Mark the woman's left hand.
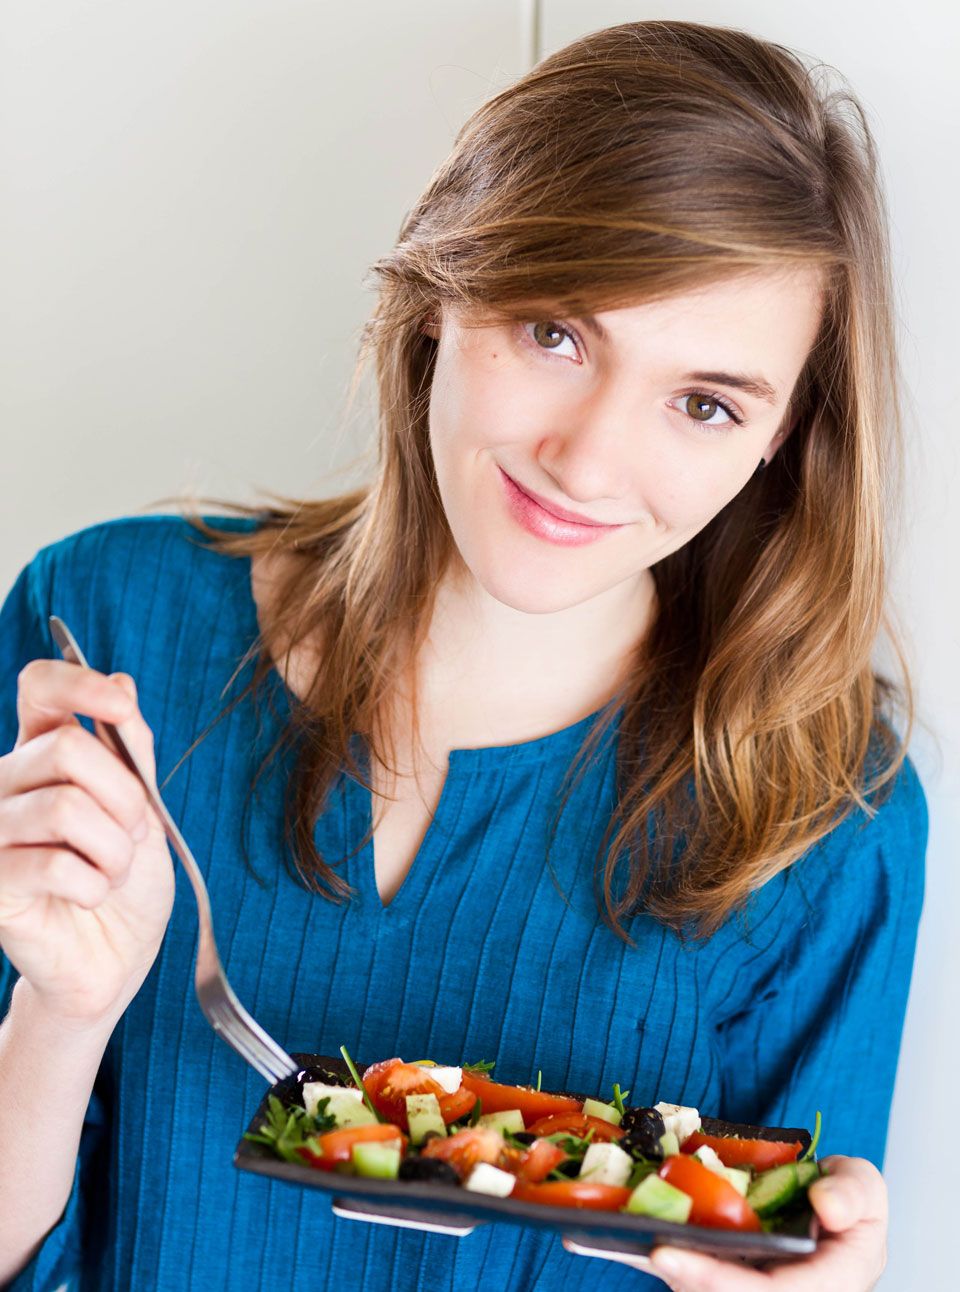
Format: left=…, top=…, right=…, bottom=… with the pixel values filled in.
left=562, top=1155, right=887, bottom=1290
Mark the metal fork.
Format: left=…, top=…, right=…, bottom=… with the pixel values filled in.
left=49, top=615, right=298, bottom=1086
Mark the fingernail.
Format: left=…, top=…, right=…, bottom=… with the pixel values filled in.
left=133, top=819, right=148, bottom=842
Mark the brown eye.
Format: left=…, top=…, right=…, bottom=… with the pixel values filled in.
left=684, top=394, right=723, bottom=421
left=531, top=321, right=570, bottom=350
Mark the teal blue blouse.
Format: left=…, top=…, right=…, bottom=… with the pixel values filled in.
left=0, top=515, right=927, bottom=1291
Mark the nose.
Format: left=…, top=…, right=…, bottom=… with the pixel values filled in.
left=536, top=391, right=634, bottom=508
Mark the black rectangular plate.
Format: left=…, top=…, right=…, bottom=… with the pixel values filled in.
left=233, top=1055, right=819, bottom=1262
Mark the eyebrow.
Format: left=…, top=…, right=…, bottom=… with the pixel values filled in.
left=578, top=314, right=780, bottom=407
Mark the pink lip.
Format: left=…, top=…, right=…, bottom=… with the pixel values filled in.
left=498, top=467, right=625, bottom=547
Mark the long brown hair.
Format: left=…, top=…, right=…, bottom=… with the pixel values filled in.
left=167, top=19, right=913, bottom=939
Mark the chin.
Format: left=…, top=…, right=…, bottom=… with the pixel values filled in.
left=467, top=553, right=606, bottom=616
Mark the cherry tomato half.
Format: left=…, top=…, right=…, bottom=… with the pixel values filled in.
left=516, top=1138, right=568, bottom=1184
left=362, top=1059, right=475, bottom=1128
left=659, top=1153, right=762, bottom=1231
left=511, top=1180, right=632, bottom=1211
left=459, top=1071, right=581, bottom=1126
left=297, top=1123, right=406, bottom=1170
left=525, top=1112, right=624, bottom=1142
left=680, top=1131, right=802, bottom=1172
left=420, top=1127, right=511, bottom=1180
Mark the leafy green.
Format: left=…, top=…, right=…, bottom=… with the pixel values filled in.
left=544, top=1129, right=595, bottom=1155
left=339, top=1045, right=385, bottom=1122
left=626, top=1159, right=658, bottom=1190
left=468, top=1097, right=483, bottom=1127
left=462, top=1059, right=495, bottom=1075
left=536, top=1069, right=542, bottom=1092
left=242, top=1094, right=336, bottom=1164
left=800, top=1110, right=822, bottom=1161
left=612, top=1084, right=630, bottom=1116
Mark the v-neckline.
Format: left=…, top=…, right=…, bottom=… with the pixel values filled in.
left=239, top=542, right=624, bottom=918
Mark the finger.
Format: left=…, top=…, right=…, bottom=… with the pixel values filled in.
left=94, top=674, right=159, bottom=790
left=15, top=659, right=135, bottom=746
left=0, top=846, right=111, bottom=918
left=649, top=1246, right=770, bottom=1290
left=561, top=1235, right=655, bottom=1270
left=0, top=720, right=149, bottom=837
left=809, top=1156, right=887, bottom=1233
left=0, top=785, right=138, bottom=886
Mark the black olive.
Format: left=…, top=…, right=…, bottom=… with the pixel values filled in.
left=619, top=1107, right=667, bottom=1160
left=398, top=1157, right=461, bottom=1187
left=553, top=1158, right=582, bottom=1179
left=509, top=1132, right=538, bottom=1147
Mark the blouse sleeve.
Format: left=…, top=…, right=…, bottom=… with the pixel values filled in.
left=0, top=557, right=109, bottom=1292
left=713, top=755, right=927, bottom=1169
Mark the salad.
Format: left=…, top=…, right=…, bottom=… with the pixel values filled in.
left=243, top=1049, right=822, bottom=1236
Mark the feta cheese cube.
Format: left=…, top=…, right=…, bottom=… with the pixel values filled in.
left=464, top=1163, right=516, bottom=1197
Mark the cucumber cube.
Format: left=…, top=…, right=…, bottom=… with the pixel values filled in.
left=405, top=1093, right=447, bottom=1145
left=351, top=1141, right=401, bottom=1179
left=581, top=1098, right=622, bottom=1126
left=477, top=1109, right=525, bottom=1135
left=625, top=1175, right=692, bottom=1223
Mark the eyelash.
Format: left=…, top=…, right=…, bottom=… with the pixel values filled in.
left=518, top=320, right=747, bottom=430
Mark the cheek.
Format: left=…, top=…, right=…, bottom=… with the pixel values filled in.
left=644, top=446, right=758, bottom=532
left=430, top=341, right=541, bottom=458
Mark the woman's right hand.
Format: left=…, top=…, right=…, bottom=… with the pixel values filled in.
left=0, top=659, right=175, bottom=1029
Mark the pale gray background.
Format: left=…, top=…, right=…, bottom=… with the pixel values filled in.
left=1, top=2, right=956, bottom=1288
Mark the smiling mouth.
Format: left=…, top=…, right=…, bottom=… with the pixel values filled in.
left=499, top=469, right=625, bottom=529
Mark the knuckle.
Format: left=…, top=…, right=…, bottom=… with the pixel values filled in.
left=50, top=783, right=87, bottom=833
left=52, top=723, right=86, bottom=768
left=45, top=848, right=76, bottom=884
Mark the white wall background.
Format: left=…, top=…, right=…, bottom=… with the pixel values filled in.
left=1, top=2, right=956, bottom=1288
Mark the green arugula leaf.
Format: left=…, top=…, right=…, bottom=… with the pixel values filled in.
left=800, top=1110, right=822, bottom=1162
left=462, top=1060, right=495, bottom=1075
left=536, top=1069, right=542, bottom=1092
left=468, top=1097, right=483, bottom=1127
left=339, top=1045, right=385, bottom=1122
left=626, top=1159, right=658, bottom=1190
left=612, top=1083, right=630, bottom=1116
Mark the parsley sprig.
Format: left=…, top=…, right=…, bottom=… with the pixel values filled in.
left=462, top=1059, right=495, bottom=1075
left=243, top=1094, right=336, bottom=1163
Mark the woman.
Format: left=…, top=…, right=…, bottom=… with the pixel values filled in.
left=0, top=19, right=925, bottom=1292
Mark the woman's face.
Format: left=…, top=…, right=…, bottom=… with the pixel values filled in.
left=425, top=271, right=824, bottom=615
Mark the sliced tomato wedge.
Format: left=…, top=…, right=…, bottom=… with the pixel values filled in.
left=362, top=1059, right=474, bottom=1128
left=659, top=1154, right=762, bottom=1231
left=512, top=1180, right=632, bottom=1211
left=516, top=1138, right=567, bottom=1183
left=459, top=1071, right=581, bottom=1126
left=525, top=1112, right=624, bottom=1142
left=420, top=1127, right=510, bottom=1180
left=680, top=1131, right=802, bottom=1172
left=437, top=1084, right=478, bottom=1124
left=297, top=1122, right=406, bottom=1170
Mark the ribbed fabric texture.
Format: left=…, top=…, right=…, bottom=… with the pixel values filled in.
left=0, top=515, right=927, bottom=1292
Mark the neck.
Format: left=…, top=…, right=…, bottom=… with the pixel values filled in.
left=407, top=555, right=657, bottom=736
